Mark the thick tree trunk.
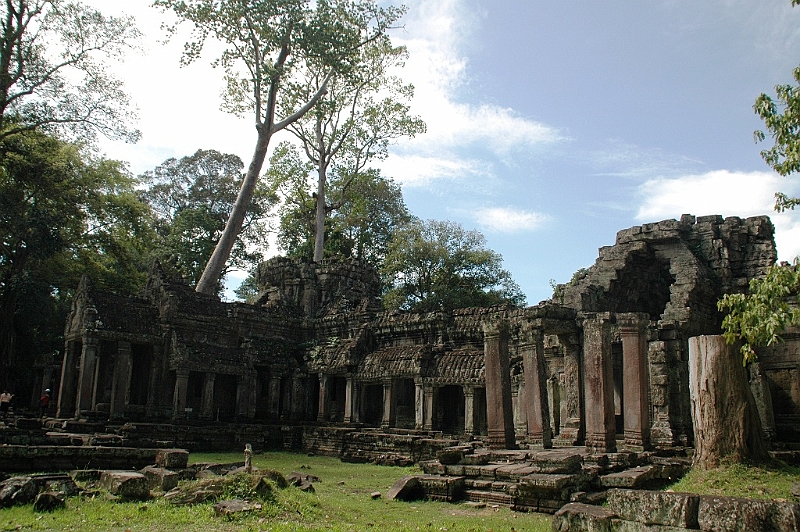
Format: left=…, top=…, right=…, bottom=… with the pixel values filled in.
left=313, top=161, right=326, bottom=262
left=195, top=129, right=271, bottom=294
left=688, top=335, right=769, bottom=469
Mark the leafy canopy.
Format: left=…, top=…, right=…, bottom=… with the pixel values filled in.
left=381, top=219, right=526, bottom=313
left=0, top=0, right=141, bottom=143
left=140, top=149, right=277, bottom=291
left=719, top=0, right=800, bottom=364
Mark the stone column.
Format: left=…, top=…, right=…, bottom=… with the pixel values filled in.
left=201, top=372, right=216, bottom=420
left=317, top=374, right=329, bottom=422
left=74, top=336, right=99, bottom=418
left=556, top=335, right=583, bottom=445
left=414, top=379, right=424, bottom=429
left=56, top=341, right=80, bottom=418
left=464, top=387, right=475, bottom=436
left=582, top=314, right=616, bottom=453
left=344, top=375, right=354, bottom=423
left=381, top=379, right=394, bottom=428
left=619, top=313, right=651, bottom=450
left=172, top=370, right=189, bottom=420
left=268, top=375, right=282, bottom=419
left=145, top=344, right=162, bottom=418
left=423, top=384, right=435, bottom=430
left=290, top=373, right=305, bottom=421
left=351, top=380, right=361, bottom=423
left=483, top=318, right=516, bottom=449
left=521, top=324, right=552, bottom=448
left=236, top=373, right=256, bottom=419
left=109, top=341, right=132, bottom=420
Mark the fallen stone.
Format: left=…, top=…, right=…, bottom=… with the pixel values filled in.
left=607, top=489, right=699, bottom=528
left=600, top=466, right=656, bottom=488
left=0, top=476, right=39, bottom=508
left=792, top=482, right=800, bottom=501
left=164, top=486, right=220, bottom=506
left=698, top=496, right=800, bottom=532
left=213, top=499, right=261, bottom=517
left=552, top=503, right=615, bottom=532
left=33, top=492, right=65, bottom=512
left=287, top=472, right=321, bottom=486
left=370, top=491, right=381, bottom=499
left=140, top=466, right=179, bottom=492
left=463, top=501, right=486, bottom=508
left=155, top=449, right=189, bottom=470
left=98, top=471, right=150, bottom=501
left=70, top=470, right=102, bottom=482
left=386, top=475, right=422, bottom=501
left=299, top=481, right=315, bottom=492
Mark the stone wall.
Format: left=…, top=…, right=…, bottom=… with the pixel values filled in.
left=553, top=488, right=800, bottom=531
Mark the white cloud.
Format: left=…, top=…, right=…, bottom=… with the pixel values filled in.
left=382, top=152, right=494, bottom=187
left=390, top=0, right=562, bottom=175
left=635, top=169, right=800, bottom=261
left=474, top=207, right=548, bottom=233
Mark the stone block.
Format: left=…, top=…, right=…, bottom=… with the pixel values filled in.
left=600, top=466, right=658, bottom=489
left=386, top=475, right=422, bottom=501
left=611, top=519, right=697, bottom=532
left=0, top=476, right=38, bottom=508
left=33, top=492, right=65, bottom=512
left=98, top=471, right=149, bottom=501
left=698, top=496, right=800, bottom=532
left=155, top=449, right=189, bottom=469
left=140, top=466, right=179, bottom=492
left=607, top=489, right=699, bottom=528
left=552, top=502, right=616, bottom=532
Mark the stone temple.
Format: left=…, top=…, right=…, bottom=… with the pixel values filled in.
left=46, top=214, right=799, bottom=458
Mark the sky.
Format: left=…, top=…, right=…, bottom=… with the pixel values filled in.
left=84, top=0, right=800, bottom=304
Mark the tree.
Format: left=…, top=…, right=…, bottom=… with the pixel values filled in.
left=269, top=142, right=410, bottom=265
left=719, top=0, right=800, bottom=363
left=154, top=0, right=405, bottom=294
left=0, top=0, right=141, bottom=143
left=277, top=36, right=424, bottom=261
left=0, top=129, right=156, bottom=389
left=381, top=219, right=526, bottom=313
left=140, top=149, right=277, bottom=291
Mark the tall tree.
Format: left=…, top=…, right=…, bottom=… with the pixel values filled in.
left=381, top=219, right=526, bottom=313
left=0, top=129, right=156, bottom=389
left=154, top=0, right=405, bottom=294
left=278, top=36, right=424, bottom=261
left=140, top=149, right=277, bottom=291
left=269, top=142, right=410, bottom=265
left=0, top=0, right=141, bottom=143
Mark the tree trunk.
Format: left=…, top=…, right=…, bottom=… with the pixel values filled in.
left=195, top=129, right=271, bottom=294
left=688, top=335, right=769, bottom=469
left=313, top=161, right=326, bottom=262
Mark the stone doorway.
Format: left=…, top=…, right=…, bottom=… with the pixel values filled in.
left=612, top=342, right=624, bottom=436
left=437, top=385, right=465, bottom=434
left=394, top=378, right=416, bottom=429
left=213, top=374, right=237, bottom=421
left=361, top=384, right=383, bottom=427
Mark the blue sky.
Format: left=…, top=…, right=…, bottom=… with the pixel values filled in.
left=88, top=0, right=800, bottom=304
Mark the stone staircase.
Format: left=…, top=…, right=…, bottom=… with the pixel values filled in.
left=393, top=446, right=691, bottom=514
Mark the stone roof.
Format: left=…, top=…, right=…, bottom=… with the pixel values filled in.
left=358, top=346, right=428, bottom=380
left=428, top=348, right=484, bottom=384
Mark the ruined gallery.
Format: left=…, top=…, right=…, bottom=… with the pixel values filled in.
left=45, top=213, right=798, bottom=459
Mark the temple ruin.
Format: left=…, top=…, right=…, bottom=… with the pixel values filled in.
left=43, top=213, right=798, bottom=455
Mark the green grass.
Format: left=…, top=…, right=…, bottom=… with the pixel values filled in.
left=666, top=461, right=800, bottom=501
left=0, top=451, right=551, bottom=531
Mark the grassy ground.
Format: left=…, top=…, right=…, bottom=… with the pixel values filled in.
left=666, top=460, right=800, bottom=501
left=0, top=451, right=552, bottom=532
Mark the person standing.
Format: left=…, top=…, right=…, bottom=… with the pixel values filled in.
left=0, top=390, right=12, bottom=419
left=39, top=389, right=50, bottom=418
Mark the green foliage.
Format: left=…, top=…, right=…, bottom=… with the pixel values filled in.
left=276, top=29, right=425, bottom=261
left=0, top=0, right=141, bottom=143
left=667, top=461, right=800, bottom=500
left=140, top=149, right=277, bottom=290
left=718, top=261, right=800, bottom=364
left=269, top=144, right=411, bottom=265
left=753, top=1, right=800, bottom=210
left=381, top=219, right=526, bottom=312
left=0, top=129, right=157, bottom=389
